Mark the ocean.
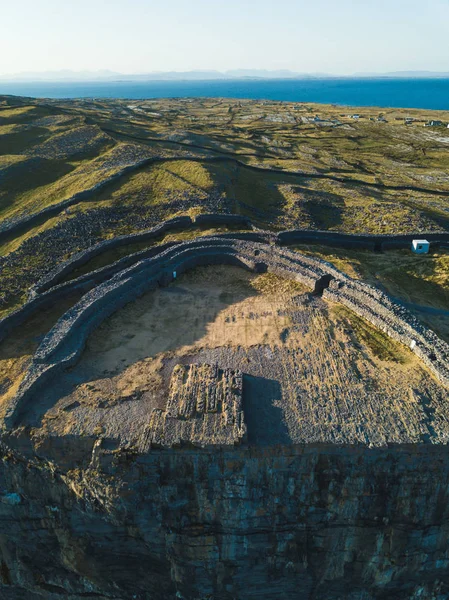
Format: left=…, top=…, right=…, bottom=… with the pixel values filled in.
left=0, top=78, right=449, bottom=110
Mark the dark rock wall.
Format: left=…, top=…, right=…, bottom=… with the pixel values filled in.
left=1, top=441, right=449, bottom=599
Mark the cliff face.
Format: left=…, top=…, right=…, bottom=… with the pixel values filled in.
left=1, top=440, right=449, bottom=600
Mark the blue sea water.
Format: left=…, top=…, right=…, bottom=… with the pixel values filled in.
left=1, top=78, right=449, bottom=110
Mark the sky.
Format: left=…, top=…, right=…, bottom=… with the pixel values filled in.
left=1, top=0, right=449, bottom=76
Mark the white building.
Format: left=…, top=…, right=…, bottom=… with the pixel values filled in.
left=412, top=240, right=430, bottom=254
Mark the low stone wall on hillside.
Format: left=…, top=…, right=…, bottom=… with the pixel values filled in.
left=0, top=236, right=273, bottom=347
left=30, top=218, right=449, bottom=297
left=0, top=155, right=161, bottom=243
left=29, top=213, right=255, bottom=297
left=30, top=216, right=193, bottom=296
left=277, top=228, right=449, bottom=250
left=3, top=236, right=449, bottom=430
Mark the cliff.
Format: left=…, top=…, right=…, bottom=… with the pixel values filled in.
left=1, top=438, right=449, bottom=599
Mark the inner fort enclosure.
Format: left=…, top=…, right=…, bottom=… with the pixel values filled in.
left=12, top=264, right=449, bottom=449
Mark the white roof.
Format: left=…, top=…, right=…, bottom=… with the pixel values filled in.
left=412, top=239, right=429, bottom=244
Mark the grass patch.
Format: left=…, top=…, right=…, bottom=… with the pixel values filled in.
left=0, top=157, right=75, bottom=218
left=0, top=143, right=148, bottom=223
left=0, top=126, right=50, bottom=154
left=296, top=245, right=449, bottom=309
left=0, top=105, right=39, bottom=123
left=61, top=227, right=242, bottom=283
left=333, top=305, right=411, bottom=364
left=84, top=159, right=217, bottom=211
left=250, top=272, right=307, bottom=296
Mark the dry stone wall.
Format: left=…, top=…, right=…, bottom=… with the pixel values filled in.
left=323, top=279, right=449, bottom=385
left=141, top=363, right=246, bottom=449
left=27, top=216, right=449, bottom=298
left=0, top=155, right=160, bottom=243
left=277, top=228, right=449, bottom=249
left=2, top=211, right=447, bottom=343
left=3, top=235, right=449, bottom=430
left=30, top=216, right=193, bottom=296
left=0, top=215, right=260, bottom=344
left=3, top=214, right=449, bottom=347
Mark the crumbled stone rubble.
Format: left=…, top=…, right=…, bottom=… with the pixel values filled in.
left=139, top=363, right=246, bottom=449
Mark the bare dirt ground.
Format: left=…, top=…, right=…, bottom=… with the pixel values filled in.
left=30, top=266, right=449, bottom=447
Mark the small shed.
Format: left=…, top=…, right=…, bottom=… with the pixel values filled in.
left=412, top=239, right=430, bottom=254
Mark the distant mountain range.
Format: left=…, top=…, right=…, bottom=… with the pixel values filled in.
left=1, top=69, right=449, bottom=82
left=354, top=71, right=449, bottom=78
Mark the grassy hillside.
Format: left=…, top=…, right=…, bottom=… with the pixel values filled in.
left=1, top=94, right=449, bottom=325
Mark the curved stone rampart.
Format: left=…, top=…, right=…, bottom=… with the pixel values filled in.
left=0, top=233, right=269, bottom=346
left=30, top=215, right=194, bottom=296
left=1, top=214, right=449, bottom=350
left=28, top=216, right=449, bottom=301
left=29, top=213, right=257, bottom=297
left=4, top=236, right=449, bottom=429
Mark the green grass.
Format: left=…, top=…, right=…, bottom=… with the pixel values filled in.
left=0, top=143, right=148, bottom=225
left=297, top=245, right=449, bottom=342
left=84, top=159, right=218, bottom=214
left=0, top=157, right=75, bottom=218
left=125, top=160, right=215, bottom=198
left=296, top=245, right=449, bottom=309
left=0, top=105, right=40, bottom=123
left=0, top=126, right=51, bottom=155
left=60, top=226, right=243, bottom=283
left=333, top=305, right=411, bottom=364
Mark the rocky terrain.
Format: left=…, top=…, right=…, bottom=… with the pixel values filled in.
left=1, top=95, right=449, bottom=599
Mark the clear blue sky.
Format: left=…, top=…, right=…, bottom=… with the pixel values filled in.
left=1, top=0, right=449, bottom=75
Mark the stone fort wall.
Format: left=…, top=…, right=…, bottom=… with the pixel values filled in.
left=3, top=235, right=449, bottom=429
left=2, top=213, right=449, bottom=346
